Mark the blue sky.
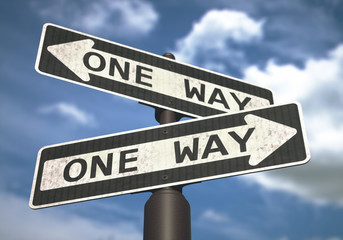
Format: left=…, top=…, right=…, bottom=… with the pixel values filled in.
left=1, top=0, right=343, bottom=239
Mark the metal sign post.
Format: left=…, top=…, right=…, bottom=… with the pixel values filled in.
left=143, top=53, right=191, bottom=240
left=144, top=186, right=191, bottom=240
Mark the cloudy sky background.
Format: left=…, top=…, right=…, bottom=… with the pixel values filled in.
left=1, top=0, right=343, bottom=239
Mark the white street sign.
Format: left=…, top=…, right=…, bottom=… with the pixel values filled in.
left=35, top=24, right=274, bottom=117
left=30, top=103, right=310, bottom=209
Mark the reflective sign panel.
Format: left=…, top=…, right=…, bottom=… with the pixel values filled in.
left=30, top=103, right=310, bottom=209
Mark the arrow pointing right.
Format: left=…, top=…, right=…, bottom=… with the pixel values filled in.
left=244, top=114, right=297, bottom=166
left=172, top=114, right=298, bottom=167
left=31, top=102, right=310, bottom=209
left=38, top=113, right=298, bottom=192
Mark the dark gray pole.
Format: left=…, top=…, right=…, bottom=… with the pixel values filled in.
left=143, top=53, right=191, bottom=240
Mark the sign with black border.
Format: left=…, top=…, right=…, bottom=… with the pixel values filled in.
left=35, top=23, right=274, bottom=117
left=30, top=103, right=310, bottom=209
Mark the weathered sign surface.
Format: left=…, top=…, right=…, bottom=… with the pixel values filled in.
left=35, top=23, right=274, bottom=117
left=30, top=103, right=310, bottom=209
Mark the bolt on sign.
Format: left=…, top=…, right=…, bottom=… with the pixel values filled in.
left=35, top=24, right=274, bottom=117
left=30, top=103, right=310, bottom=209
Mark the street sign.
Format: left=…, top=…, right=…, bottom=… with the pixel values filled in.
left=35, top=23, right=273, bottom=117
left=30, top=103, right=310, bottom=209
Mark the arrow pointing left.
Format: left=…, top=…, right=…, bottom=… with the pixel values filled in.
left=36, top=24, right=274, bottom=117
left=47, top=39, right=94, bottom=82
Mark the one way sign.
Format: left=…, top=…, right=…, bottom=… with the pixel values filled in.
left=35, top=24, right=273, bottom=117
left=30, top=103, right=310, bottom=209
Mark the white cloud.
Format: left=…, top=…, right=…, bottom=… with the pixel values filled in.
left=200, top=209, right=230, bottom=223
left=38, top=102, right=96, bottom=127
left=194, top=0, right=343, bottom=63
left=242, top=43, right=343, bottom=206
left=244, top=155, right=343, bottom=206
left=306, top=114, right=343, bottom=154
left=195, top=208, right=266, bottom=239
left=0, top=192, right=141, bottom=240
left=171, top=8, right=343, bottom=207
left=173, top=9, right=264, bottom=69
left=244, top=44, right=343, bottom=104
left=244, top=44, right=343, bottom=155
left=32, top=0, right=158, bottom=38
